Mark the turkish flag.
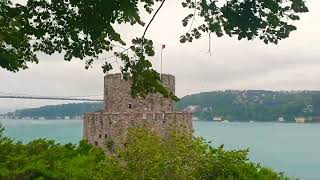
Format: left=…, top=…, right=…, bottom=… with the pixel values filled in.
left=162, top=44, right=166, bottom=49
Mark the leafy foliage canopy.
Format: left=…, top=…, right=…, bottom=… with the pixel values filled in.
left=0, top=124, right=289, bottom=179
left=0, top=0, right=308, bottom=98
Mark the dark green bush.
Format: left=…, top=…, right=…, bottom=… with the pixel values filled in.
left=0, top=124, right=288, bottom=180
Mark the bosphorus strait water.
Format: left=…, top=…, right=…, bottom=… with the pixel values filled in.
left=1, top=119, right=319, bottom=179
left=0, top=119, right=83, bottom=144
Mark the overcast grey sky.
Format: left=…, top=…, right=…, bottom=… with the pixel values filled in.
left=1, top=0, right=319, bottom=113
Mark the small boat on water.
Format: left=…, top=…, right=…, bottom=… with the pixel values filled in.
left=221, top=120, right=229, bottom=123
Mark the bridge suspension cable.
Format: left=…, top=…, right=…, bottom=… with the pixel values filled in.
left=0, top=91, right=103, bottom=102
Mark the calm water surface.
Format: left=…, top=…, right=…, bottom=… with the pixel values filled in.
left=1, top=119, right=319, bottom=180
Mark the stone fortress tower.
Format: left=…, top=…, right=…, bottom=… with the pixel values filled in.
left=83, top=73, right=192, bottom=151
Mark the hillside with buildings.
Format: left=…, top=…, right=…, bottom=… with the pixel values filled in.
left=2, top=90, right=320, bottom=122
left=176, top=90, right=320, bottom=122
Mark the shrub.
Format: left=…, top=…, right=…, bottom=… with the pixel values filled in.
left=0, top=124, right=288, bottom=180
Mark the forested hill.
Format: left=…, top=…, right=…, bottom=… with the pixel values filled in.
left=3, top=90, right=320, bottom=122
left=8, top=103, right=103, bottom=119
left=176, top=90, right=320, bottom=122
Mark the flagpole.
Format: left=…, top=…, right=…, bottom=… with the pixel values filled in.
left=160, top=46, right=163, bottom=80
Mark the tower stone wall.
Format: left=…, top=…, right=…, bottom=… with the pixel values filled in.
left=84, top=73, right=192, bottom=152
left=104, top=73, right=175, bottom=113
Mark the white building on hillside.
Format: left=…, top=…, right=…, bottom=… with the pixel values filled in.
left=213, top=117, right=222, bottom=121
left=295, top=117, right=306, bottom=123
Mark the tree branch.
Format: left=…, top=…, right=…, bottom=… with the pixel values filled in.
left=188, top=0, right=197, bottom=33
left=142, top=0, right=166, bottom=39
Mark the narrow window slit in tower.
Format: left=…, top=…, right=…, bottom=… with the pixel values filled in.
left=105, top=134, right=108, bottom=138
left=94, top=141, right=98, bottom=146
left=128, top=103, right=132, bottom=109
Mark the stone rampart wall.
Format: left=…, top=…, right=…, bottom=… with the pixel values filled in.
left=83, top=112, right=192, bottom=150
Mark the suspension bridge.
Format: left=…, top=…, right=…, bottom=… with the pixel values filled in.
left=0, top=92, right=103, bottom=102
